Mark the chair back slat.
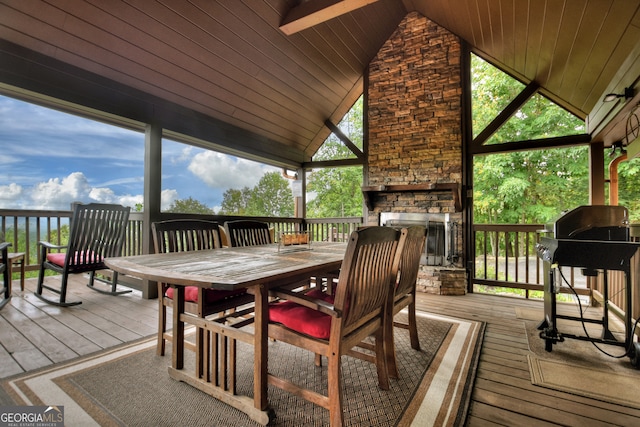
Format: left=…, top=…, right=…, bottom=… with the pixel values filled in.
left=333, top=226, right=402, bottom=332
left=395, top=226, right=427, bottom=297
left=224, top=220, right=272, bottom=247
left=65, top=203, right=131, bottom=269
left=152, top=220, right=222, bottom=254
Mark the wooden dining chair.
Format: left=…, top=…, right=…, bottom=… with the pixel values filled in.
left=152, top=219, right=254, bottom=356
left=267, top=226, right=403, bottom=426
left=0, top=241, right=12, bottom=310
left=385, top=225, right=427, bottom=378
left=223, top=220, right=273, bottom=247
left=35, top=203, right=131, bottom=306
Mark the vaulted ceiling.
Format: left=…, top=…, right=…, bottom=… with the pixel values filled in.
left=1, top=0, right=639, bottom=168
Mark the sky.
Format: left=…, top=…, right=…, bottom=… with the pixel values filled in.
left=0, top=95, right=281, bottom=212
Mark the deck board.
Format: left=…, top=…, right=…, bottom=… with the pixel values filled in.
left=1, top=276, right=639, bottom=425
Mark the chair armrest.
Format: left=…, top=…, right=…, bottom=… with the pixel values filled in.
left=38, top=241, right=67, bottom=251
left=270, top=288, right=341, bottom=318
left=0, top=242, right=11, bottom=252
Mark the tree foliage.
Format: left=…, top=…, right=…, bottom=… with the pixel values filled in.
left=306, top=97, right=364, bottom=218
left=165, top=197, right=215, bottom=214
left=472, top=55, right=589, bottom=224
left=219, top=172, right=293, bottom=217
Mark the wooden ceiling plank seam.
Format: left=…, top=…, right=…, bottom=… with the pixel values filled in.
left=587, top=38, right=640, bottom=135
left=224, top=0, right=349, bottom=97
left=511, top=0, right=530, bottom=73
left=49, top=14, right=319, bottom=142
left=534, top=0, right=564, bottom=88
left=116, top=0, right=331, bottom=139
left=0, top=5, right=60, bottom=58
left=571, top=0, right=640, bottom=108
left=149, top=0, right=344, bottom=111
left=544, top=1, right=587, bottom=93
left=471, top=0, right=486, bottom=49
left=42, top=26, right=314, bottom=150
left=553, top=0, right=603, bottom=101
left=481, top=0, right=498, bottom=56
left=145, top=0, right=344, bottom=119
left=496, top=0, right=512, bottom=68
left=522, top=0, right=546, bottom=81
left=210, top=2, right=343, bottom=107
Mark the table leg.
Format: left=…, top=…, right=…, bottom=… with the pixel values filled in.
left=172, top=285, right=185, bottom=370
left=254, top=284, right=269, bottom=411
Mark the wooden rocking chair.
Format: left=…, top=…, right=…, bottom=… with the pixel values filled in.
left=35, top=203, right=131, bottom=306
left=0, top=241, right=11, bottom=310
left=152, top=219, right=254, bottom=356
left=267, top=226, right=403, bottom=426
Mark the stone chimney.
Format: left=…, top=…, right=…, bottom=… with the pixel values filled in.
left=365, top=12, right=466, bottom=295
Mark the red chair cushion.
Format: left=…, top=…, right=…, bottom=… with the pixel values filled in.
left=269, top=289, right=335, bottom=339
left=165, top=286, right=246, bottom=303
left=46, top=251, right=101, bottom=267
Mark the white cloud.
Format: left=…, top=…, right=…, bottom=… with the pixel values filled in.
left=161, top=189, right=179, bottom=210
left=187, top=151, right=279, bottom=189
left=0, top=172, right=148, bottom=211
left=0, top=183, right=24, bottom=206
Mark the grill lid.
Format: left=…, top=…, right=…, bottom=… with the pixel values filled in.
left=547, top=205, right=629, bottom=240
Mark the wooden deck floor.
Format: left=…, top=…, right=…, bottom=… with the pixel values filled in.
left=2, top=275, right=639, bottom=425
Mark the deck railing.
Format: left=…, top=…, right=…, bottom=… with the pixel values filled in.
left=472, top=223, right=591, bottom=299
left=0, top=209, right=362, bottom=276
left=2, top=209, right=628, bottom=315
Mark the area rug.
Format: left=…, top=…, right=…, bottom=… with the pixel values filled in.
left=2, top=312, right=484, bottom=427
left=528, top=355, right=640, bottom=409
left=521, top=307, right=640, bottom=409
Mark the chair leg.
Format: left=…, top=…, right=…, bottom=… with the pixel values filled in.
left=33, top=271, right=82, bottom=307
left=327, top=353, right=345, bottom=427
left=407, top=300, right=420, bottom=351
left=157, top=297, right=167, bottom=356
left=86, top=270, right=132, bottom=296
left=374, top=327, right=390, bottom=389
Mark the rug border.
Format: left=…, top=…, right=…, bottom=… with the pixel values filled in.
left=527, top=354, right=640, bottom=410
left=2, top=313, right=484, bottom=427
left=397, top=312, right=485, bottom=427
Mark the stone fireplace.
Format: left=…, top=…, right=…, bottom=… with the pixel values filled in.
left=364, top=12, right=467, bottom=295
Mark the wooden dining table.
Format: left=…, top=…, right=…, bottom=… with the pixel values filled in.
left=105, top=241, right=346, bottom=425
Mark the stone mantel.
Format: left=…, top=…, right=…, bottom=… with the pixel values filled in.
left=361, top=183, right=461, bottom=212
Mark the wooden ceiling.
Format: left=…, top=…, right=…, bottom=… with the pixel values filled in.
left=0, top=0, right=639, bottom=167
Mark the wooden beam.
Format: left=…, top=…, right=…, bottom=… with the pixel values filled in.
left=472, top=81, right=539, bottom=147
left=280, top=0, right=380, bottom=35
left=471, top=134, right=591, bottom=155
left=324, top=119, right=364, bottom=159
left=303, top=158, right=363, bottom=168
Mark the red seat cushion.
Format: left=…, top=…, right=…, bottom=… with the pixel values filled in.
left=269, top=289, right=335, bottom=339
left=47, top=251, right=101, bottom=267
left=165, top=286, right=246, bottom=303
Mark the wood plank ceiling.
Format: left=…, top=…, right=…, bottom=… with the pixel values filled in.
left=0, top=0, right=639, bottom=167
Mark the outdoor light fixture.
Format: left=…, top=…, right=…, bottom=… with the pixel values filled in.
left=603, top=86, right=635, bottom=102
left=610, top=140, right=626, bottom=157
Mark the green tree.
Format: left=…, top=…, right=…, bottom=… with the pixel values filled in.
left=246, top=172, right=294, bottom=217
left=472, top=55, right=588, bottom=224
left=165, top=197, right=214, bottom=214
left=219, top=173, right=293, bottom=217
left=219, top=187, right=252, bottom=215
left=307, top=97, right=364, bottom=218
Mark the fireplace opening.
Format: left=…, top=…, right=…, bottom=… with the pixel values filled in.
left=379, top=212, right=458, bottom=266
